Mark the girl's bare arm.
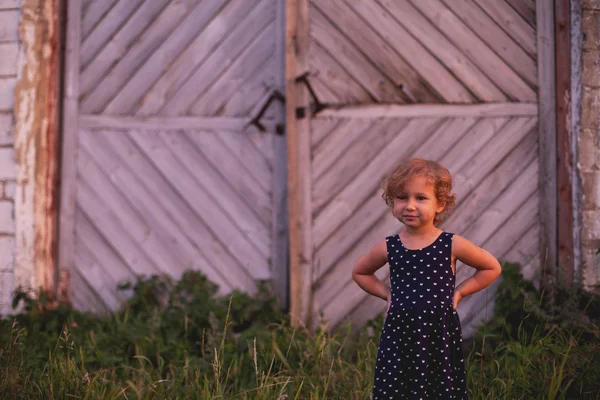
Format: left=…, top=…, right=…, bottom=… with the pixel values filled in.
left=352, top=240, right=390, bottom=301
left=452, top=235, right=502, bottom=298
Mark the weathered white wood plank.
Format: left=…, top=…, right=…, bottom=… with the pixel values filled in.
left=103, top=1, right=229, bottom=114
left=98, top=129, right=255, bottom=292
left=79, top=114, right=279, bottom=132
left=82, top=0, right=201, bottom=113
left=441, top=118, right=510, bottom=173
left=182, top=129, right=272, bottom=226
left=216, top=129, right=273, bottom=193
left=348, top=0, right=475, bottom=103
left=416, top=0, right=536, bottom=98
left=312, top=118, right=375, bottom=182
left=312, top=117, right=444, bottom=246
left=75, top=210, right=135, bottom=306
left=70, top=265, right=111, bottom=314
left=246, top=128, right=277, bottom=169
left=80, top=0, right=143, bottom=68
left=475, top=0, right=537, bottom=56
left=311, top=117, right=346, bottom=152
left=159, top=129, right=271, bottom=257
left=312, top=118, right=408, bottom=214
left=189, top=25, right=276, bottom=115
left=314, top=117, right=476, bottom=286
left=378, top=0, right=506, bottom=101
left=0, top=78, right=16, bottom=110
left=310, top=4, right=406, bottom=103
left=0, top=113, right=13, bottom=145
left=316, top=102, right=538, bottom=119
left=220, top=65, right=276, bottom=117
left=507, top=0, right=536, bottom=27
left=159, top=0, right=275, bottom=116
left=536, top=0, right=557, bottom=272
left=313, top=0, right=440, bottom=103
left=76, top=164, right=166, bottom=277
left=135, top=0, right=266, bottom=116
left=81, top=0, right=118, bottom=40
left=0, top=10, right=18, bottom=41
left=308, top=39, right=372, bottom=104
left=441, top=0, right=536, bottom=88
left=128, top=129, right=270, bottom=279
left=78, top=144, right=192, bottom=278
left=306, top=73, right=342, bottom=105
left=0, top=43, right=18, bottom=76
left=79, top=0, right=170, bottom=102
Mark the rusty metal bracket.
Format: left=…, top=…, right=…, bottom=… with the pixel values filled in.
left=249, top=89, right=285, bottom=133
left=295, top=72, right=326, bottom=116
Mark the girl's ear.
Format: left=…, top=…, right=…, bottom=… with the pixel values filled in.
left=436, top=201, right=446, bottom=214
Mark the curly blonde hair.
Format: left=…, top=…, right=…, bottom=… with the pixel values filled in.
left=382, top=158, right=456, bottom=226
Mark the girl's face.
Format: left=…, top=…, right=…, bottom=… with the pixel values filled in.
left=392, top=176, right=445, bottom=229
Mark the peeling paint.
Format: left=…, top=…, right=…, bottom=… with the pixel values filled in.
left=13, top=0, right=60, bottom=300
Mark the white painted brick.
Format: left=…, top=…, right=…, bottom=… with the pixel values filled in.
left=0, top=113, right=13, bottom=146
left=0, top=43, right=18, bottom=76
left=0, top=236, right=13, bottom=272
left=0, top=77, right=16, bottom=111
left=3, top=180, right=14, bottom=200
left=0, top=10, right=19, bottom=41
left=0, top=201, right=13, bottom=234
left=0, top=148, right=15, bottom=180
left=0, top=271, right=14, bottom=312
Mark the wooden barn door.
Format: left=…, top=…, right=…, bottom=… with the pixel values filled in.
left=58, top=0, right=288, bottom=312
left=287, top=0, right=549, bottom=335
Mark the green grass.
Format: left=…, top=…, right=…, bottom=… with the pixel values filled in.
left=0, top=264, right=599, bottom=399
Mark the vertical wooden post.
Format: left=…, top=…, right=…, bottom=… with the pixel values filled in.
left=13, top=0, right=62, bottom=300
left=555, top=0, right=574, bottom=282
left=57, top=0, right=81, bottom=303
left=286, top=0, right=311, bottom=327
left=536, top=0, right=558, bottom=280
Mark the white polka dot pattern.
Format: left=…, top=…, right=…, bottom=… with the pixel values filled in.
left=373, top=232, right=467, bottom=399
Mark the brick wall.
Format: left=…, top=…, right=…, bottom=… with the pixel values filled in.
left=0, top=0, right=20, bottom=315
left=581, top=0, right=600, bottom=289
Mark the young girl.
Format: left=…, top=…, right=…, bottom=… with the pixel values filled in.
left=352, top=158, right=501, bottom=399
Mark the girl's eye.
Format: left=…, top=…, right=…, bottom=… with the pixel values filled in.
left=417, top=196, right=427, bottom=200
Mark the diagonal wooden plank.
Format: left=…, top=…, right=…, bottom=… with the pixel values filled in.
left=78, top=147, right=186, bottom=277
left=308, top=39, right=373, bottom=104
left=79, top=0, right=170, bottom=102
left=70, top=265, right=111, bottom=314
left=347, top=0, right=476, bottom=103
left=80, top=0, right=143, bottom=68
left=440, top=0, right=536, bottom=88
left=135, top=0, right=265, bottom=116
left=96, top=129, right=256, bottom=292
left=377, top=0, right=506, bottom=101
left=314, top=117, right=477, bottom=284
left=314, top=117, right=535, bottom=313
left=82, top=0, right=201, bottom=113
left=475, top=0, right=536, bottom=56
left=128, top=129, right=270, bottom=279
left=311, top=118, right=347, bottom=152
left=413, top=0, right=536, bottom=100
left=312, top=118, right=375, bottom=183
left=313, top=117, right=445, bottom=247
left=189, top=25, right=276, bottom=115
left=312, top=118, right=408, bottom=214
left=310, top=4, right=407, bottom=103
left=313, top=0, right=440, bottom=103
left=81, top=0, right=118, bottom=40
left=159, top=129, right=271, bottom=257
left=103, top=0, right=229, bottom=115
left=182, top=130, right=272, bottom=226
left=307, top=74, right=343, bottom=105
left=219, top=62, right=277, bottom=117
left=159, top=0, right=275, bottom=116
left=217, top=129, right=273, bottom=193
left=506, top=0, right=536, bottom=28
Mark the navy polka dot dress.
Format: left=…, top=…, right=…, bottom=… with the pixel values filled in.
left=373, top=232, right=467, bottom=399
